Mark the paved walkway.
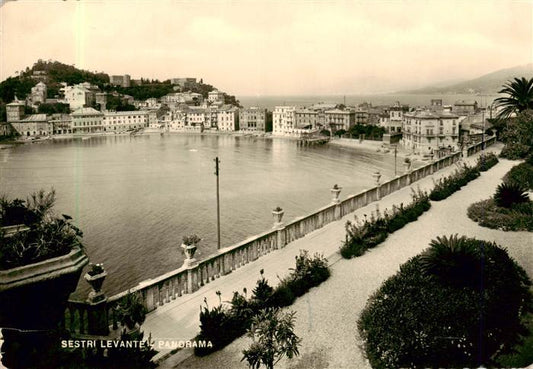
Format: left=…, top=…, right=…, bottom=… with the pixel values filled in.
left=149, top=143, right=532, bottom=368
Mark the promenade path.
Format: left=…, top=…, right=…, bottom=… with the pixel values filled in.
left=151, top=143, right=532, bottom=368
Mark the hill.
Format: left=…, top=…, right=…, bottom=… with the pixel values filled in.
left=399, top=64, right=533, bottom=94
left=0, top=60, right=240, bottom=119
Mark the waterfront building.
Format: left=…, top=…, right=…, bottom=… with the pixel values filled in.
left=354, top=110, right=369, bottom=125
left=239, top=107, right=270, bottom=132
left=324, top=109, right=355, bottom=133
left=217, top=106, right=239, bottom=131
left=71, top=107, right=104, bottom=134
left=402, top=109, right=460, bottom=155
left=10, top=114, right=51, bottom=137
left=50, top=114, right=72, bottom=135
left=30, top=82, right=47, bottom=105
left=453, top=100, right=478, bottom=115
left=110, top=74, right=131, bottom=88
left=6, top=99, right=26, bottom=122
left=0, top=122, right=14, bottom=136
left=388, top=103, right=404, bottom=133
left=102, top=111, right=149, bottom=132
left=273, top=106, right=296, bottom=135
left=295, top=108, right=318, bottom=130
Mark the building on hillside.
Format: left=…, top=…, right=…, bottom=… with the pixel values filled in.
left=95, top=93, right=108, bottom=111
left=402, top=109, right=460, bottom=156
left=208, top=90, right=225, bottom=104
left=102, top=111, right=149, bottom=132
left=50, top=114, right=72, bottom=135
left=161, top=92, right=203, bottom=105
left=6, top=99, right=26, bottom=122
left=171, top=78, right=197, bottom=88
left=31, top=70, right=48, bottom=82
left=324, top=109, right=355, bottom=133
left=217, top=106, right=239, bottom=131
left=453, top=100, right=478, bottom=115
left=110, top=74, right=131, bottom=88
left=63, top=85, right=95, bottom=110
left=239, top=107, right=271, bottom=132
left=10, top=114, right=51, bottom=137
left=71, top=107, right=104, bottom=134
left=30, top=82, right=47, bottom=105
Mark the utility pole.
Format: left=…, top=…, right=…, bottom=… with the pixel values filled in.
left=214, top=157, right=221, bottom=249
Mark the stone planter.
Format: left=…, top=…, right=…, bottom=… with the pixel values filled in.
left=272, top=209, right=284, bottom=229
left=84, top=270, right=108, bottom=304
left=181, top=243, right=198, bottom=266
left=0, top=246, right=89, bottom=329
left=0, top=224, right=30, bottom=238
left=330, top=187, right=342, bottom=204
left=0, top=246, right=89, bottom=369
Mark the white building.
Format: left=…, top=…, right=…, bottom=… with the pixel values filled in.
left=273, top=106, right=296, bottom=135
left=63, top=85, right=95, bottom=110
left=102, top=111, right=149, bottom=132
left=217, top=106, right=239, bottom=131
left=30, top=82, right=47, bottom=105
left=71, top=107, right=103, bottom=134
left=402, top=109, right=460, bottom=155
left=208, top=90, right=225, bottom=104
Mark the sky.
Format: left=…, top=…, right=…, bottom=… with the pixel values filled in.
left=0, top=0, right=532, bottom=95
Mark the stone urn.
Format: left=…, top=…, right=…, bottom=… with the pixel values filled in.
left=272, top=207, right=284, bottom=229
left=0, top=246, right=89, bottom=369
left=372, top=171, right=382, bottom=186
left=403, top=159, right=412, bottom=173
left=330, top=185, right=342, bottom=204
left=181, top=234, right=200, bottom=266
left=84, top=263, right=108, bottom=304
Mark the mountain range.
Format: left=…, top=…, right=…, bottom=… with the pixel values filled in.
left=398, top=64, right=533, bottom=95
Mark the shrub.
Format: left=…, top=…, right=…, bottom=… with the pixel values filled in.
left=341, top=191, right=430, bottom=259
left=494, top=182, right=530, bottom=208
left=476, top=152, right=499, bottom=172
left=429, top=164, right=480, bottom=201
left=467, top=199, right=533, bottom=231
left=504, top=162, right=533, bottom=191
left=500, top=142, right=531, bottom=160
left=358, top=237, right=532, bottom=369
left=195, top=252, right=330, bottom=356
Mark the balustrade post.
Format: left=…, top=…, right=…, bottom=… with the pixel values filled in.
left=372, top=171, right=382, bottom=200
left=186, top=262, right=199, bottom=293
left=84, top=264, right=110, bottom=336
left=331, top=185, right=342, bottom=220
left=272, top=207, right=286, bottom=248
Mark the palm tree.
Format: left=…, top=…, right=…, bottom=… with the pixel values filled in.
left=494, top=77, right=533, bottom=119
left=419, top=234, right=482, bottom=288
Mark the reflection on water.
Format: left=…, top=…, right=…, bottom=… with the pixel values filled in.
left=0, top=135, right=397, bottom=297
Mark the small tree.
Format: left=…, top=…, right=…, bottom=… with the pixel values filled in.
left=242, top=308, right=301, bottom=369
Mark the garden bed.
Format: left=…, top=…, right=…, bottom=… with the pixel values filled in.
left=467, top=198, right=533, bottom=231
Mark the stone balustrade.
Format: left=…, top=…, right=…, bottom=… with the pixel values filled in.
left=64, top=138, right=494, bottom=336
